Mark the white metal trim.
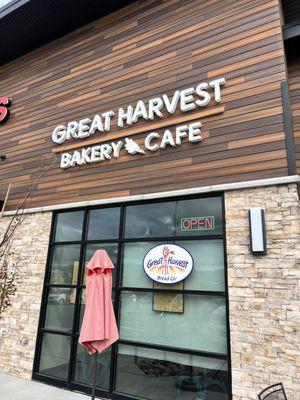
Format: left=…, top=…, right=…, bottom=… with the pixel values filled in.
left=2, top=175, right=300, bottom=216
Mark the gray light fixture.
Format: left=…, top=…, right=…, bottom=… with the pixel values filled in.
left=249, top=208, right=267, bottom=255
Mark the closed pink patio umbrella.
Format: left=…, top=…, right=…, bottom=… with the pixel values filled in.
left=79, top=249, right=119, bottom=399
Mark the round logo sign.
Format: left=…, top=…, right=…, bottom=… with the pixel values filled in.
left=143, top=244, right=194, bottom=284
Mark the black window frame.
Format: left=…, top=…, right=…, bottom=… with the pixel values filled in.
left=32, top=192, right=232, bottom=400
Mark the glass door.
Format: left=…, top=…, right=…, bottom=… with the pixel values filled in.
left=33, top=194, right=231, bottom=400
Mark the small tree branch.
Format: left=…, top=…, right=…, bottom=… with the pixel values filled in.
left=0, top=183, right=11, bottom=220
left=0, top=155, right=58, bottom=320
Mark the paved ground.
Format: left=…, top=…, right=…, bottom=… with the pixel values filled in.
left=0, top=373, right=90, bottom=400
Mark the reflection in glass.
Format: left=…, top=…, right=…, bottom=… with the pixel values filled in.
left=54, top=211, right=84, bottom=242
left=81, top=243, right=118, bottom=285
left=116, top=345, right=229, bottom=400
left=74, top=339, right=111, bottom=389
left=39, top=333, right=71, bottom=379
left=120, top=292, right=227, bottom=354
left=122, top=240, right=224, bottom=291
left=122, top=242, right=159, bottom=288
left=179, top=240, right=224, bottom=291
left=125, top=202, right=176, bottom=238
left=124, top=197, right=223, bottom=238
left=78, top=289, right=86, bottom=331
left=175, top=197, right=223, bottom=236
left=87, top=208, right=120, bottom=240
left=44, top=287, right=76, bottom=332
left=49, top=245, right=81, bottom=285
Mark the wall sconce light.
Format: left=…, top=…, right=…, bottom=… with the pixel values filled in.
left=249, top=208, right=267, bottom=255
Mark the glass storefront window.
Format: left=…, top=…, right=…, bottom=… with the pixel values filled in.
left=38, top=333, right=71, bottom=379
left=125, top=202, right=176, bottom=238
left=116, top=345, right=229, bottom=400
left=78, top=288, right=86, bottom=331
left=74, top=339, right=111, bottom=389
left=124, top=197, right=223, bottom=238
left=49, top=244, right=81, bottom=285
left=122, top=242, right=160, bottom=288
left=175, top=197, right=223, bottom=236
left=54, top=211, right=84, bottom=242
left=122, top=240, right=225, bottom=291
left=44, top=287, right=76, bottom=332
left=87, top=208, right=120, bottom=240
left=119, top=292, right=227, bottom=354
left=34, top=195, right=230, bottom=399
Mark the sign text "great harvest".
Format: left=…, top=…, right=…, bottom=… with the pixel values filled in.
left=52, top=78, right=225, bottom=144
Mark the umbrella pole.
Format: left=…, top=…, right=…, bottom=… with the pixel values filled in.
left=91, top=352, right=97, bottom=400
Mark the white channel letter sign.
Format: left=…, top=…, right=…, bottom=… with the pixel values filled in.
left=143, top=244, right=194, bottom=284
left=51, top=78, right=226, bottom=168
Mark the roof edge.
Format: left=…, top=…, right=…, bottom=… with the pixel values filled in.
left=0, top=0, right=30, bottom=18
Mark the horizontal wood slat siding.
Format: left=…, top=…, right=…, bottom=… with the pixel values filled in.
left=0, top=0, right=289, bottom=210
left=288, top=57, right=300, bottom=174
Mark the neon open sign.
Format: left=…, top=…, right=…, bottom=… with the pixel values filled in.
left=181, top=216, right=215, bottom=231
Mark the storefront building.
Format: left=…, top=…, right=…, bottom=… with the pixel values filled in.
left=0, top=1, right=299, bottom=400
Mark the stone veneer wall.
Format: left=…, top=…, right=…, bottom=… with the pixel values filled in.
left=0, top=211, right=52, bottom=379
left=225, top=183, right=300, bottom=400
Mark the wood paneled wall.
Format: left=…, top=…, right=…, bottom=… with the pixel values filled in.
left=288, top=57, right=300, bottom=174
left=0, top=0, right=290, bottom=211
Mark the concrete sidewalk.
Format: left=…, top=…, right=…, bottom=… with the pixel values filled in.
left=0, top=373, right=90, bottom=399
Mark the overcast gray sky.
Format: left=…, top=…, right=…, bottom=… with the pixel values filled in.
left=0, top=0, right=14, bottom=8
